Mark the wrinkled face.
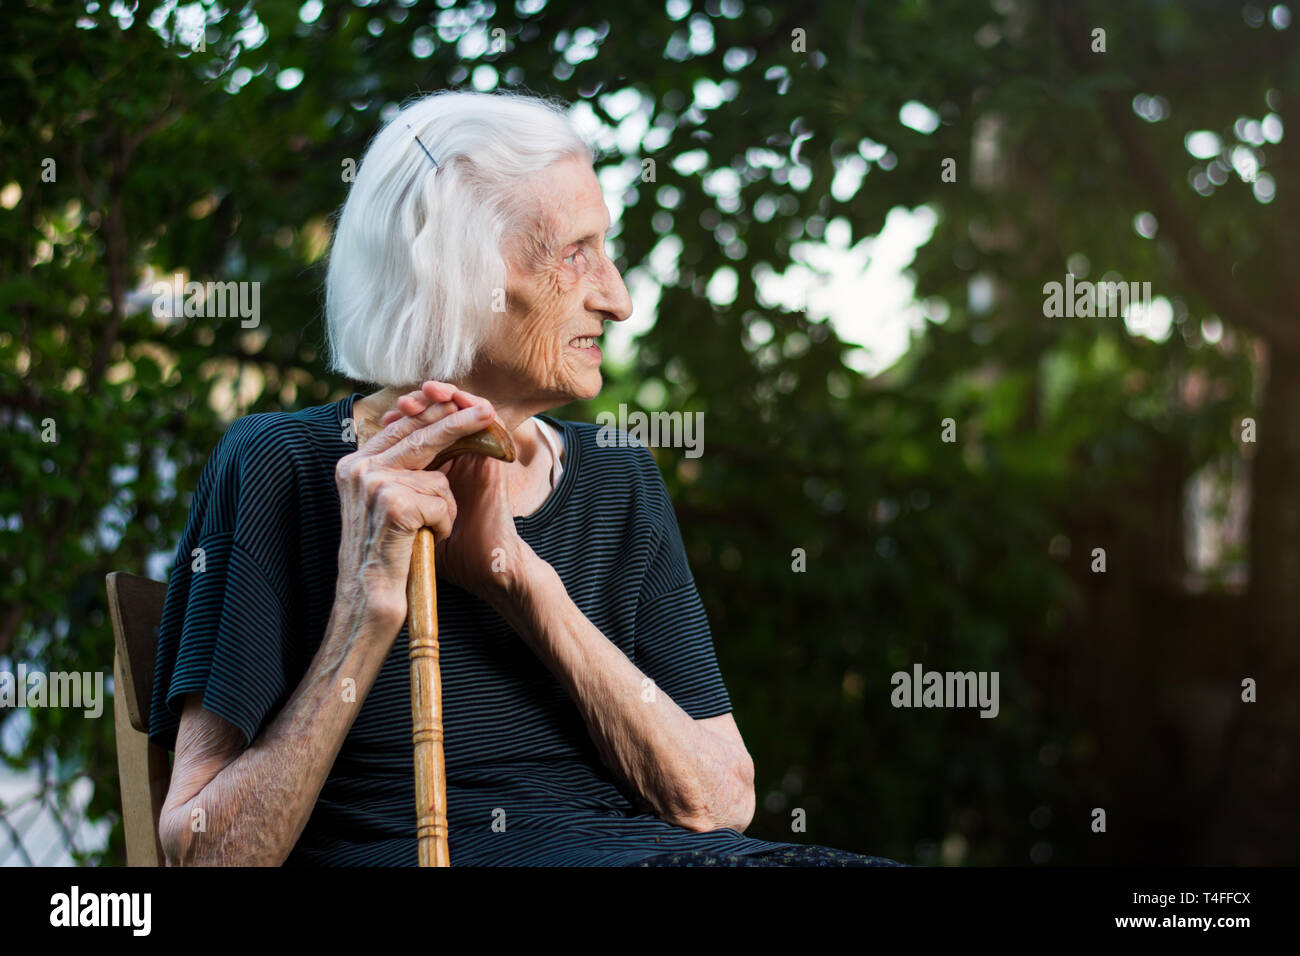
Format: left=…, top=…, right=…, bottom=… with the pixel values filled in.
left=474, top=156, right=632, bottom=405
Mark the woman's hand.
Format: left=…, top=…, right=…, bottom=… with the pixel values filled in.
left=379, top=383, right=536, bottom=611
left=334, top=381, right=496, bottom=625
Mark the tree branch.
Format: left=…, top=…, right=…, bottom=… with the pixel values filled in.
left=1051, top=0, right=1300, bottom=356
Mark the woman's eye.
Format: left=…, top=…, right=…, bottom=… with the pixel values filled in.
left=564, top=248, right=585, bottom=266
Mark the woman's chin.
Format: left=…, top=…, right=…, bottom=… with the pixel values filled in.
left=557, top=371, right=602, bottom=403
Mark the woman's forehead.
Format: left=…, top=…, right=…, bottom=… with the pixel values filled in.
left=533, top=160, right=607, bottom=229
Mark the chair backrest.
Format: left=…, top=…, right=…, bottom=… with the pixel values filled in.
left=105, top=571, right=171, bottom=866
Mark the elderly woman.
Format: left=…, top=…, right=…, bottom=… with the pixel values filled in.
left=149, top=89, right=898, bottom=866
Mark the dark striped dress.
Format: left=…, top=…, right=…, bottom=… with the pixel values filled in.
left=149, top=392, right=899, bottom=866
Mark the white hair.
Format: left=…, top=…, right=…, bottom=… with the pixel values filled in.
left=324, top=89, right=594, bottom=386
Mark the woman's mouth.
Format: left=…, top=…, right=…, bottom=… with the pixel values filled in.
left=569, top=336, right=601, bottom=357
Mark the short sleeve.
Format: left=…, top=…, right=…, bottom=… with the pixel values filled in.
left=632, top=453, right=733, bottom=720
left=148, top=415, right=304, bottom=752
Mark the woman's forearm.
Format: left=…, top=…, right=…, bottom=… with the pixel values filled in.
left=159, top=587, right=404, bottom=865
left=495, top=556, right=755, bottom=833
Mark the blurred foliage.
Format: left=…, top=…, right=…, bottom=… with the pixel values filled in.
left=0, top=0, right=1289, bottom=865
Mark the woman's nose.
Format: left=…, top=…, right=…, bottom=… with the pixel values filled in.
left=590, top=255, right=633, bottom=323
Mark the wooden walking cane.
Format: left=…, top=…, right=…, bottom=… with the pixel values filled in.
left=355, top=405, right=517, bottom=867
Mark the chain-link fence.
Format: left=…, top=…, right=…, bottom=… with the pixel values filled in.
left=0, top=756, right=109, bottom=866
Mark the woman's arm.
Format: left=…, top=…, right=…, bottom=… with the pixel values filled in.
left=382, top=384, right=754, bottom=835
left=157, top=385, right=498, bottom=865
left=492, top=555, right=756, bottom=834
left=158, top=590, right=405, bottom=865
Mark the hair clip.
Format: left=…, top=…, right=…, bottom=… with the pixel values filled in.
left=406, top=123, right=441, bottom=172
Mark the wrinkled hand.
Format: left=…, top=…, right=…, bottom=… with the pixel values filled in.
left=334, top=381, right=494, bottom=625
left=378, top=383, right=536, bottom=610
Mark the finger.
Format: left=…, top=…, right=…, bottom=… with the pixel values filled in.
left=360, top=392, right=466, bottom=456
left=383, top=396, right=452, bottom=427
left=421, top=381, right=481, bottom=410
left=382, top=383, right=491, bottom=429
left=425, top=382, right=496, bottom=413
left=374, top=401, right=494, bottom=471
left=362, top=380, right=459, bottom=445
left=382, top=470, right=459, bottom=537
left=396, top=385, right=443, bottom=417
left=381, top=467, right=451, bottom=495
left=374, top=382, right=457, bottom=429
left=366, top=470, right=457, bottom=540
left=417, top=381, right=457, bottom=404
left=426, top=395, right=499, bottom=439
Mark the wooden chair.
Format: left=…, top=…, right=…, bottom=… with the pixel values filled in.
left=105, top=571, right=171, bottom=866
